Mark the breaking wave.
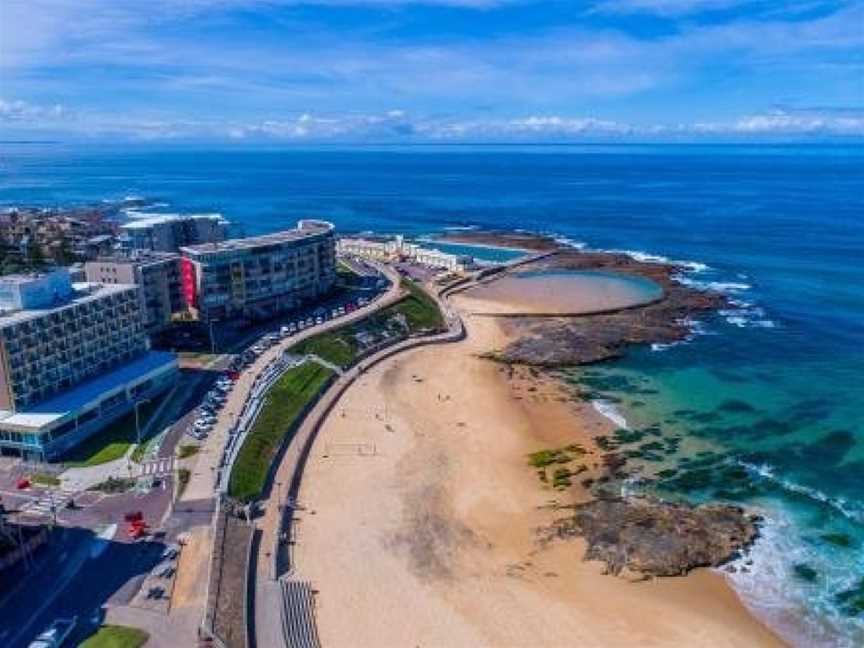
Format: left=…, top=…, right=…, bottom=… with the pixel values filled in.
left=738, top=461, right=864, bottom=524
left=591, top=399, right=630, bottom=429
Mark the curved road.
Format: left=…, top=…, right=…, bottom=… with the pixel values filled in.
left=181, top=263, right=406, bottom=504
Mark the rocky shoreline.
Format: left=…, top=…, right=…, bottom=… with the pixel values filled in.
left=545, top=497, right=761, bottom=578
left=491, top=247, right=727, bottom=366
left=448, top=230, right=760, bottom=580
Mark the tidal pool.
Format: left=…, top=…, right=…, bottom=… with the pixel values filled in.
left=461, top=269, right=663, bottom=315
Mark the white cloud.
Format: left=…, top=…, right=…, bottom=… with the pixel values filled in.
left=692, top=111, right=864, bottom=135
left=0, top=99, right=66, bottom=122
left=2, top=99, right=862, bottom=140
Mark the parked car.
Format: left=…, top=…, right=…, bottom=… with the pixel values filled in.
left=157, top=566, right=176, bottom=578
left=146, top=586, right=165, bottom=600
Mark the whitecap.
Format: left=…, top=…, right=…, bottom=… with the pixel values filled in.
left=591, top=399, right=629, bottom=429
left=603, top=249, right=709, bottom=273
left=552, top=236, right=586, bottom=250
left=724, top=511, right=864, bottom=648
left=737, top=461, right=864, bottom=524
left=672, top=273, right=751, bottom=293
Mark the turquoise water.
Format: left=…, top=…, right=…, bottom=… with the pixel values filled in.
left=0, top=143, right=861, bottom=645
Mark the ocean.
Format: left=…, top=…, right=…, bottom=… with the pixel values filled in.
left=1, top=142, right=862, bottom=646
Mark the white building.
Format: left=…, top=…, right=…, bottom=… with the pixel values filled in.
left=0, top=269, right=178, bottom=460
left=120, top=212, right=229, bottom=253
left=337, top=235, right=474, bottom=273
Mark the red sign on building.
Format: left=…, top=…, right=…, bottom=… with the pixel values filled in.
left=180, top=258, right=197, bottom=308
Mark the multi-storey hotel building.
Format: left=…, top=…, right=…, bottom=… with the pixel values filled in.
left=85, top=253, right=184, bottom=333
left=180, top=220, right=336, bottom=321
left=0, top=270, right=178, bottom=459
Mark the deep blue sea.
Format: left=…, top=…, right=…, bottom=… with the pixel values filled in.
left=1, top=143, right=862, bottom=646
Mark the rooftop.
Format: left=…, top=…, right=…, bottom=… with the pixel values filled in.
left=0, top=351, right=177, bottom=430
left=88, top=251, right=179, bottom=266
left=121, top=211, right=228, bottom=230
left=181, top=219, right=334, bottom=256
left=0, top=281, right=138, bottom=328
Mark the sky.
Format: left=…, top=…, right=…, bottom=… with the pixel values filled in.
left=0, top=0, right=862, bottom=142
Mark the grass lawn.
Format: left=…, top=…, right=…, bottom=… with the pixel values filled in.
left=294, top=280, right=444, bottom=368
left=176, top=444, right=200, bottom=460
left=30, top=472, right=61, bottom=486
left=177, top=467, right=191, bottom=498
left=62, top=398, right=163, bottom=468
left=79, top=625, right=149, bottom=648
left=294, top=328, right=358, bottom=367
left=391, top=279, right=445, bottom=332
left=228, top=362, right=334, bottom=502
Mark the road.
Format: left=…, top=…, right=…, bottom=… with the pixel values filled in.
left=181, top=264, right=405, bottom=503
left=0, top=525, right=169, bottom=648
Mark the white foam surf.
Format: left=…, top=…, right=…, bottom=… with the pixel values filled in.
left=671, top=273, right=751, bottom=293
left=552, top=235, right=587, bottom=250
left=738, top=461, right=863, bottom=524
left=724, top=510, right=864, bottom=648
left=591, top=399, right=629, bottom=429
left=604, top=249, right=710, bottom=273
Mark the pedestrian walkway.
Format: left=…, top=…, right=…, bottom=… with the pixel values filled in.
left=18, top=487, right=78, bottom=517
left=138, top=457, right=174, bottom=478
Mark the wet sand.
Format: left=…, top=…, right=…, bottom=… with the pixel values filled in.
left=292, top=299, right=784, bottom=647
left=460, top=270, right=662, bottom=316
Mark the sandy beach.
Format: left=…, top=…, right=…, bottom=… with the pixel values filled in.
left=292, top=297, right=785, bottom=647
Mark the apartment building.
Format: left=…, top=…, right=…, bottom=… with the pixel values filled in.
left=0, top=269, right=178, bottom=459
left=85, top=253, right=184, bottom=333
left=120, top=213, right=229, bottom=253
left=180, top=220, right=336, bottom=321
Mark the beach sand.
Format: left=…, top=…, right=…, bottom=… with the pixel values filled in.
left=292, top=301, right=784, bottom=647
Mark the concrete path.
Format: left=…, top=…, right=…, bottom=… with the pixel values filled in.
left=181, top=265, right=405, bottom=503
left=59, top=445, right=137, bottom=492
left=250, top=279, right=465, bottom=648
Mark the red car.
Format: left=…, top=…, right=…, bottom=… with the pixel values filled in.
left=16, top=478, right=30, bottom=490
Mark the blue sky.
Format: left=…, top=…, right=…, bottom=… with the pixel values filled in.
left=0, top=0, right=862, bottom=142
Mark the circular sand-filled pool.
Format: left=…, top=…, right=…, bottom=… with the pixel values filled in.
left=459, top=269, right=663, bottom=315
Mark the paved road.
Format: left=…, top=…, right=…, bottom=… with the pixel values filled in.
left=0, top=525, right=168, bottom=648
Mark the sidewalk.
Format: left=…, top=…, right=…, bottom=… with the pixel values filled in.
left=180, top=266, right=405, bottom=504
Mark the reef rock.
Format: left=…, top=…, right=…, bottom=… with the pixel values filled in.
left=493, top=249, right=728, bottom=366
left=551, top=496, right=759, bottom=577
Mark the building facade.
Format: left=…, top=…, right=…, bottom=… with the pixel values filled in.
left=85, top=253, right=184, bottom=333
left=337, top=234, right=475, bottom=273
left=120, top=213, right=229, bottom=253
left=180, top=220, right=336, bottom=322
left=0, top=270, right=178, bottom=459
